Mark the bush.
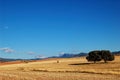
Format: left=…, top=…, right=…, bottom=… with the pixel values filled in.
left=86, top=50, right=115, bottom=63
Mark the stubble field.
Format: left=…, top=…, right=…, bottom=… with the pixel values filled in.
left=0, top=56, right=120, bottom=80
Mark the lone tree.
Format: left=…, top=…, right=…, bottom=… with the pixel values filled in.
left=86, top=50, right=114, bottom=63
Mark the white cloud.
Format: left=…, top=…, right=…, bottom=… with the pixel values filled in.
left=59, top=52, right=65, bottom=56
left=0, top=47, right=14, bottom=53
left=35, top=55, right=46, bottom=59
left=28, top=51, right=35, bottom=55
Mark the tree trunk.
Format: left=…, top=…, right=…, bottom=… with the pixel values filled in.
left=104, top=60, right=107, bottom=63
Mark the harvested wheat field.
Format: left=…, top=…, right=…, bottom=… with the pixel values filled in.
left=0, top=56, right=120, bottom=80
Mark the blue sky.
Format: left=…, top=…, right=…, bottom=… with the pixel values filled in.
left=0, top=0, right=120, bottom=59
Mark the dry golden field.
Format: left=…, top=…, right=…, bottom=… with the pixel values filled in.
left=0, top=56, right=120, bottom=80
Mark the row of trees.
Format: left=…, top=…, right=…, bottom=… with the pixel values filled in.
left=86, top=50, right=114, bottom=63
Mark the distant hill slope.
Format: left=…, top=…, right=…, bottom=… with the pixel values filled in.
left=0, top=58, right=22, bottom=62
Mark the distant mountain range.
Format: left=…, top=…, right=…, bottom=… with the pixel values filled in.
left=0, top=58, right=22, bottom=62
left=0, top=51, right=120, bottom=62
left=48, top=52, right=87, bottom=58
left=59, top=52, right=87, bottom=58
left=112, top=51, right=120, bottom=55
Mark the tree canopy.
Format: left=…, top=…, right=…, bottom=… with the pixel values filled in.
left=86, top=50, right=114, bottom=63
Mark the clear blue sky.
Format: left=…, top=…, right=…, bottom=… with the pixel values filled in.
left=0, top=0, right=120, bottom=59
